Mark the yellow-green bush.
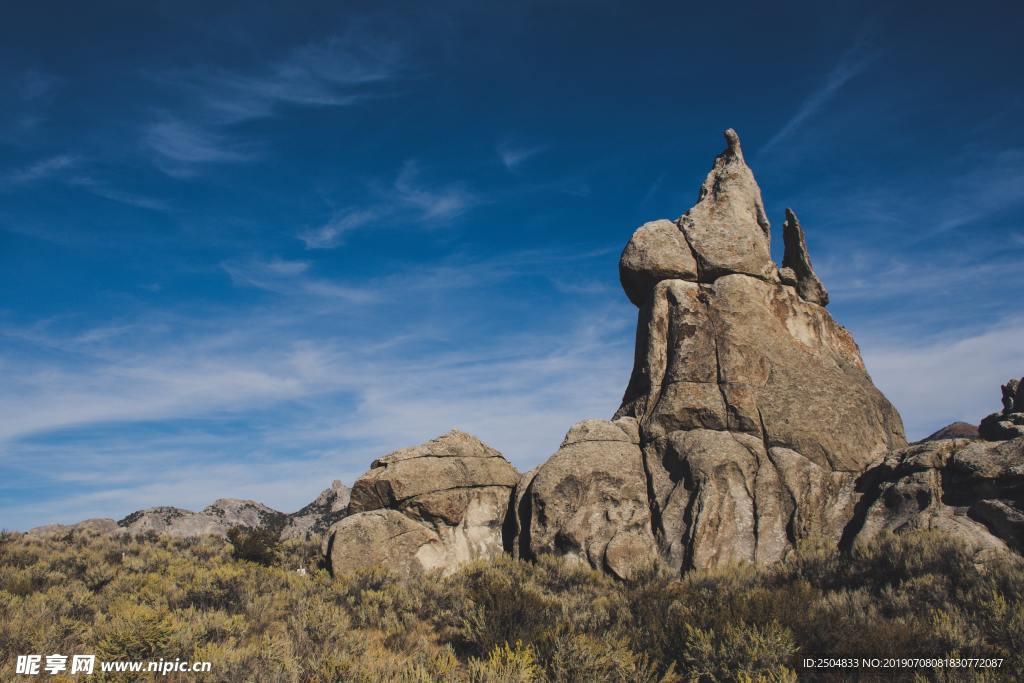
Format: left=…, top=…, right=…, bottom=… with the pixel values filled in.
left=0, top=528, right=1022, bottom=681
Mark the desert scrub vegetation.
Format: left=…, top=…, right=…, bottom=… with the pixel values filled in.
left=0, top=529, right=1021, bottom=682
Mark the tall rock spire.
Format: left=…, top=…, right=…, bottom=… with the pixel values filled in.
left=517, top=129, right=907, bottom=577
left=781, top=208, right=829, bottom=306
left=676, top=128, right=776, bottom=282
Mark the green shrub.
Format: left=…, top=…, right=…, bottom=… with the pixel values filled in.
left=226, top=526, right=281, bottom=566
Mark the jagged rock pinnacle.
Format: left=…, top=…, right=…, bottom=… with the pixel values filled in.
left=618, top=129, right=777, bottom=308
left=781, top=208, right=829, bottom=306
left=677, top=129, right=775, bottom=280
left=723, top=127, right=743, bottom=159
left=979, top=376, right=1024, bottom=440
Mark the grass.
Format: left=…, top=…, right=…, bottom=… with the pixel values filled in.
left=0, top=528, right=1021, bottom=681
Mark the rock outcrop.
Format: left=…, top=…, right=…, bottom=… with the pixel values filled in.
left=845, top=378, right=1024, bottom=554
left=323, top=430, right=519, bottom=576
left=523, top=129, right=905, bottom=573
left=979, top=376, right=1024, bottom=441
left=514, top=417, right=659, bottom=579
left=781, top=208, right=829, bottom=306
left=280, top=480, right=351, bottom=540
left=847, top=436, right=1024, bottom=554
left=118, top=499, right=287, bottom=538
left=31, top=486, right=352, bottom=541
left=674, top=129, right=776, bottom=282
left=620, top=220, right=699, bottom=306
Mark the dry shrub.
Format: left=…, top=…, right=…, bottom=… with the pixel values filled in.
left=0, top=528, right=1022, bottom=681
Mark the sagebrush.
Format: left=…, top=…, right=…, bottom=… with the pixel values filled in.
left=0, top=529, right=1020, bottom=681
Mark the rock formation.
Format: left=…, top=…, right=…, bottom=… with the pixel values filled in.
left=847, top=437, right=1024, bottom=554
left=322, top=430, right=519, bottom=576
left=674, top=129, right=775, bottom=282
left=117, top=499, right=288, bottom=538
left=503, top=130, right=908, bottom=575
left=979, top=376, right=1024, bottom=441
left=514, top=417, right=659, bottom=579
left=781, top=208, right=829, bottom=306
left=31, top=129, right=1023, bottom=581
left=280, top=480, right=351, bottom=540
left=845, top=378, right=1024, bottom=554
left=492, top=129, right=913, bottom=575
left=29, top=487, right=352, bottom=541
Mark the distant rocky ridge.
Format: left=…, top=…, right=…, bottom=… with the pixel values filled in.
left=918, top=421, right=980, bottom=443
left=27, top=130, right=1024, bottom=581
left=28, top=482, right=351, bottom=541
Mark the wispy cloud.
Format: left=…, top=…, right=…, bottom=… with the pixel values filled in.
left=921, top=147, right=1024, bottom=240
left=390, top=161, right=475, bottom=221
left=6, top=154, right=77, bottom=184
left=139, top=31, right=404, bottom=177
left=296, top=161, right=477, bottom=249
left=0, top=250, right=633, bottom=528
left=497, top=139, right=546, bottom=170
left=177, top=30, right=403, bottom=124
left=221, top=257, right=377, bottom=303
left=67, top=176, right=169, bottom=211
left=143, top=119, right=254, bottom=176
left=299, top=208, right=379, bottom=249
left=822, top=252, right=1019, bottom=304
left=760, top=43, right=876, bottom=155
left=793, top=143, right=1024, bottom=255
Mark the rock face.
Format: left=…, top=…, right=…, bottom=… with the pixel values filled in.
left=620, top=220, right=699, bottom=306
left=781, top=209, right=829, bottom=306
left=323, top=430, right=519, bottom=576
left=524, top=129, right=905, bottom=573
left=979, top=377, right=1024, bottom=441
left=674, top=129, right=776, bottom=282
left=280, top=480, right=351, bottom=541
left=847, top=436, right=1024, bottom=554
left=515, top=417, right=659, bottom=579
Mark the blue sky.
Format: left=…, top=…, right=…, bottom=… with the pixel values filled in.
left=2, top=1, right=1022, bottom=529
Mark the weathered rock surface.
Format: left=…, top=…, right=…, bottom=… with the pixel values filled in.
left=847, top=436, right=1024, bottom=554
left=324, top=430, right=519, bottom=575
left=620, top=220, right=698, bottom=306
left=280, top=480, right=351, bottom=541
left=322, top=509, right=446, bottom=576
left=523, top=129, right=905, bottom=573
left=515, top=417, right=659, bottom=579
left=781, top=208, right=829, bottom=306
left=979, top=376, right=1024, bottom=441
left=675, top=129, right=776, bottom=282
